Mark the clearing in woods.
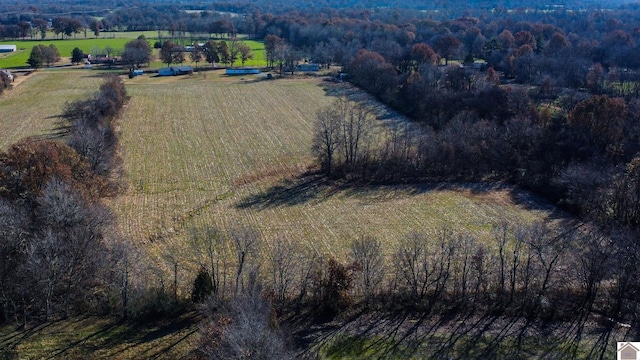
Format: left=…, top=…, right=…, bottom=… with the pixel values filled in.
left=112, top=70, right=557, bottom=273
left=0, top=68, right=558, bottom=278
left=0, top=70, right=105, bottom=149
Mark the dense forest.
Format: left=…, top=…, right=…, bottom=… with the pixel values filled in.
left=2, top=0, right=640, bottom=358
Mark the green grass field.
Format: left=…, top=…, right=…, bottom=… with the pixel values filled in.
left=0, top=38, right=132, bottom=68
left=0, top=34, right=266, bottom=69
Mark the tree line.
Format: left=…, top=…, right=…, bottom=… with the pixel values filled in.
left=181, top=216, right=638, bottom=358
left=313, top=91, right=640, bottom=231
left=0, top=75, right=128, bottom=324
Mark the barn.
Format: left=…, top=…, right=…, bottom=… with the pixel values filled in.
left=226, top=68, right=260, bottom=75
left=158, top=66, right=193, bottom=76
left=0, top=45, right=17, bottom=53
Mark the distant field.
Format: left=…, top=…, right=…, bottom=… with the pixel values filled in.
left=0, top=34, right=266, bottom=69
left=0, top=70, right=104, bottom=149
left=0, top=38, right=132, bottom=68
left=111, top=71, right=554, bottom=275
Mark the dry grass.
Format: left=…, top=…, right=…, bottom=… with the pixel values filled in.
left=0, top=67, right=560, bottom=293
left=0, top=69, right=104, bottom=149
left=108, top=71, right=558, bottom=276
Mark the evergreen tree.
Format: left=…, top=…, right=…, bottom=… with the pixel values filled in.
left=27, top=45, right=44, bottom=68
left=191, top=268, right=214, bottom=303
left=71, top=47, right=84, bottom=65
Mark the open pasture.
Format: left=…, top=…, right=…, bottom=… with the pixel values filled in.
left=112, top=71, right=556, bottom=269
left=0, top=36, right=267, bottom=69
left=0, top=70, right=104, bottom=149
left=0, top=38, right=132, bottom=68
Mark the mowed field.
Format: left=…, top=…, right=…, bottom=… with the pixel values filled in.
left=0, top=70, right=105, bottom=149
left=112, top=71, right=556, bottom=272
left=0, top=34, right=266, bottom=68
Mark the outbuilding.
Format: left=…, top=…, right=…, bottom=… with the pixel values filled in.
left=0, top=45, right=17, bottom=53
left=158, top=66, right=193, bottom=76
left=226, top=68, right=260, bottom=75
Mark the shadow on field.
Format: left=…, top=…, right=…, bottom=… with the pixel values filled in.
left=320, top=81, right=409, bottom=123
left=235, top=172, right=336, bottom=209
left=290, top=304, right=619, bottom=360
left=0, top=313, right=200, bottom=360
left=235, top=170, right=564, bottom=212
left=234, top=172, right=454, bottom=209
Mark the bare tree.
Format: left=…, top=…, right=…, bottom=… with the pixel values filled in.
left=338, top=98, right=374, bottom=169
left=190, top=226, right=226, bottom=296
left=523, top=221, right=569, bottom=309
left=268, top=237, right=299, bottom=305
left=312, top=105, right=342, bottom=175
left=30, top=178, right=113, bottom=320
left=350, top=235, right=385, bottom=301
left=230, top=226, right=260, bottom=296
left=394, top=232, right=430, bottom=301
left=198, top=287, right=291, bottom=360
left=451, top=233, right=477, bottom=305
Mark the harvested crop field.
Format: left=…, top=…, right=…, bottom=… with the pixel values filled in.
left=111, top=70, right=558, bottom=270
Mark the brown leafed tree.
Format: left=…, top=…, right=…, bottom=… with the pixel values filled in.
left=569, top=95, right=626, bottom=154
left=411, top=43, right=438, bottom=69
left=0, top=138, right=103, bottom=203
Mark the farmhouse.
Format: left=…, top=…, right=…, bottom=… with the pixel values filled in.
left=226, top=68, right=260, bottom=75
left=0, top=45, right=17, bottom=53
left=158, top=66, right=193, bottom=76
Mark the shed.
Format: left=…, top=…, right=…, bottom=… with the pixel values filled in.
left=158, top=66, right=193, bottom=76
left=226, top=68, right=260, bottom=75
left=297, top=63, right=320, bottom=72
left=0, top=45, right=16, bottom=53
